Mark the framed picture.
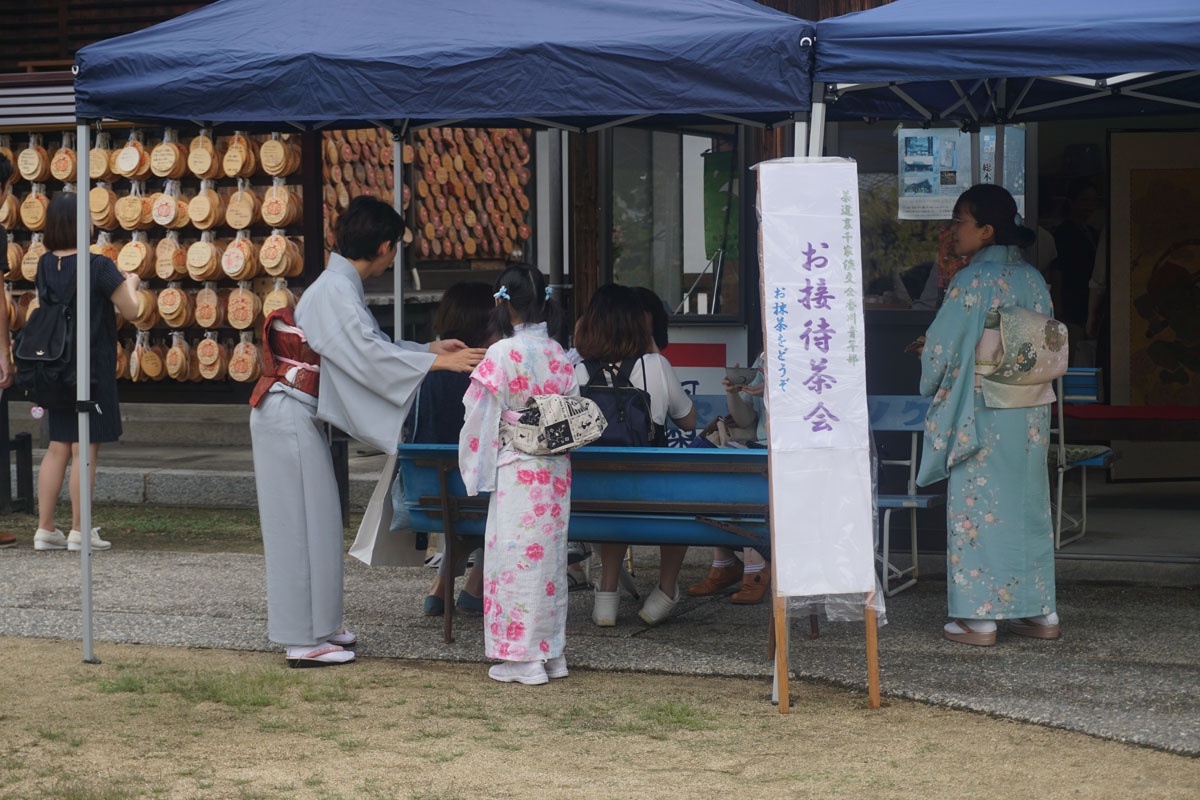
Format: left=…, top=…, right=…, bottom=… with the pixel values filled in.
left=1109, top=130, right=1200, bottom=478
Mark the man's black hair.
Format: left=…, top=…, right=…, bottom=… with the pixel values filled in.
left=335, top=196, right=404, bottom=261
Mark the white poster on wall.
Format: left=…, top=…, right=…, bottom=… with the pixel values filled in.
left=756, top=158, right=874, bottom=597
left=897, top=127, right=1025, bottom=220
left=980, top=125, right=1026, bottom=217
left=897, top=129, right=972, bottom=220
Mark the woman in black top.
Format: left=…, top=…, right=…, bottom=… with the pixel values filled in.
left=31, top=193, right=139, bottom=552
left=403, top=281, right=495, bottom=614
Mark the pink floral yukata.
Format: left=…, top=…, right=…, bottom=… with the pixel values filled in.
left=459, top=322, right=578, bottom=662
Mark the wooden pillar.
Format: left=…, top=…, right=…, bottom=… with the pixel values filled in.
left=568, top=131, right=601, bottom=322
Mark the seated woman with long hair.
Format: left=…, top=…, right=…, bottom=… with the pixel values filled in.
left=398, top=281, right=495, bottom=615
left=573, top=284, right=696, bottom=626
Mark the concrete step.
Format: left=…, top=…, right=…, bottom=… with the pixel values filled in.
left=7, top=401, right=253, bottom=447
left=2, top=398, right=392, bottom=510
left=2, top=443, right=388, bottom=511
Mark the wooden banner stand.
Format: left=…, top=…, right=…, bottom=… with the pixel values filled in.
left=770, top=580, right=881, bottom=714
left=756, top=157, right=882, bottom=715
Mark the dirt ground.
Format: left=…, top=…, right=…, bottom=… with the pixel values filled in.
left=1, top=638, right=1196, bottom=800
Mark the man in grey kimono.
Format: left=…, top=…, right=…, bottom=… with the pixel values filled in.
left=251, top=196, right=484, bottom=668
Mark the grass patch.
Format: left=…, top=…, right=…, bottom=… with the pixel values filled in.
left=409, top=786, right=467, bottom=800
left=300, top=678, right=358, bottom=704
left=38, top=777, right=140, bottom=800
left=428, top=750, right=465, bottom=764
left=606, top=699, right=714, bottom=740
left=93, top=663, right=301, bottom=712
left=638, top=700, right=712, bottom=731
left=0, top=505, right=363, bottom=554
left=413, top=728, right=453, bottom=741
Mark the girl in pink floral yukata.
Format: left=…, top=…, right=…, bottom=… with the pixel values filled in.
left=458, top=263, right=578, bottom=685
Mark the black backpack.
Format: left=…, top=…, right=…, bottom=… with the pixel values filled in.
left=580, top=358, right=665, bottom=448
left=14, top=256, right=81, bottom=411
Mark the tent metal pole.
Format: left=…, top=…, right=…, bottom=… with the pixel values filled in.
left=1018, top=89, right=1114, bottom=116
left=393, top=132, right=404, bottom=336
left=888, top=84, right=933, bottom=120
left=970, top=130, right=981, bottom=185
left=582, top=114, right=652, bottom=133
left=793, top=112, right=808, bottom=157
left=76, top=119, right=98, bottom=664
left=544, top=130, right=565, bottom=310
left=515, top=118, right=583, bottom=134
left=1122, top=70, right=1200, bottom=91
left=1025, top=122, right=1039, bottom=229
left=1010, top=78, right=1037, bottom=117
left=994, top=81, right=1006, bottom=189
left=993, top=125, right=1003, bottom=190
left=994, top=124, right=1005, bottom=191
left=1121, top=91, right=1200, bottom=111
left=700, top=113, right=768, bottom=129
left=1042, top=72, right=1156, bottom=91
left=807, top=83, right=826, bottom=157
left=940, top=79, right=986, bottom=120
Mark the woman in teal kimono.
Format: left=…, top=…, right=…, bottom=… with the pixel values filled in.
left=917, top=184, right=1062, bottom=647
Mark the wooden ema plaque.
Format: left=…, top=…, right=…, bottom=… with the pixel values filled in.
left=155, top=237, right=187, bottom=280
left=50, top=147, right=77, bottom=182
left=17, top=146, right=50, bottom=182
left=226, top=285, right=261, bottom=330
left=194, top=286, right=227, bottom=329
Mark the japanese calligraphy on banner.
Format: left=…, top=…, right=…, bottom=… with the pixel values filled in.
left=756, top=158, right=874, bottom=597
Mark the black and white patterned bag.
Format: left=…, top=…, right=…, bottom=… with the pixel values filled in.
left=500, top=394, right=608, bottom=455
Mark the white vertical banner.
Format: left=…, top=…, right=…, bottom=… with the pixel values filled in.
left=757, top=158, right=874, bottom=597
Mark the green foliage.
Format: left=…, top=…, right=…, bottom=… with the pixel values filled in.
left=858, top=174, right=944, bottom=286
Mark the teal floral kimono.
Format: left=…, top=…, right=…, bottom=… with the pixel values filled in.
left=917, top=245, right=1057, bottom=620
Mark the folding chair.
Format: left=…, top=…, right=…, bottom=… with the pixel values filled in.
left=1051, top=368, right=1120, bottom=548
left=868, top=395, right=943, bottom=596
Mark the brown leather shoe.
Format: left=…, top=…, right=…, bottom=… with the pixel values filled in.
left=0, top=531, right=16, bottom=548
left=686, top=562, right=744, bottom=597
left=731, top=568, right=770, bottom=604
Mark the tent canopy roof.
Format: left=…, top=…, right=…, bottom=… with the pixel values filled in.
left=814, top=0, right=1200, bottom=122
left=75, top=0, right=814, bottom=131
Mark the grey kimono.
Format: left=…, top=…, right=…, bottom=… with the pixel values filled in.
left=250, top=253, right=434, bottom=646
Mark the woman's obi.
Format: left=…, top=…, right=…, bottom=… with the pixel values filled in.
left=249, top=307, right=321, bottom=408
left=973, top=306, right=1068, bottom=408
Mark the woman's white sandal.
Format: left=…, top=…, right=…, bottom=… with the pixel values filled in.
left=285, top=644, right=356, bottom=668
left=943, top=619, right=997, bottom=647
left=327, top=629, right=357, bottom=647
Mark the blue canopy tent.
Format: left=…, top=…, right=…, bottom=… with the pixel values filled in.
left=809, top=0, right=1200, bottom=150
left=75, top=0, right=814, bottom=131
left=65, top=0, right=815, bottom=662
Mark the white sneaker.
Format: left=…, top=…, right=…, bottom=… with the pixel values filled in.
left=544, top=656, right=568, bottom=679
left=638, top=585, right=681, bottom=626
left=488, top=660, right=548, bottom=685
left=67, top=527, right=111, bottom=552
left=33, top=528, right=68, bottom=551
left=592, top=590, right=619, bottom=627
